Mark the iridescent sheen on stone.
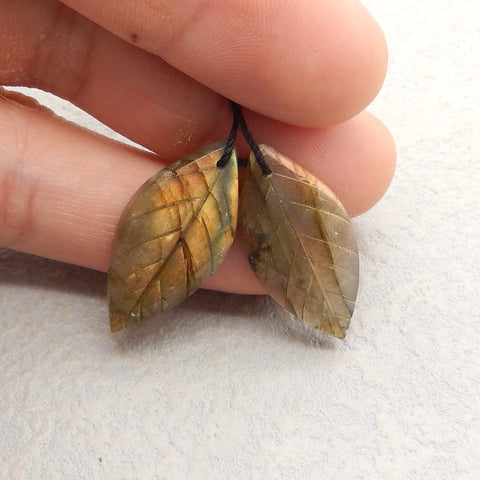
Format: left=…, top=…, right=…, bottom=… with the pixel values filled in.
left=108, top=144, right=238, bottom=332
left=240, top=145, right=359, bottom=338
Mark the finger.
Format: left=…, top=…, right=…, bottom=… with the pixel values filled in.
left=0, top=91, right=395, bottom=294
left=2, top=0, right=387, bottom=129
left=60, top=0, right=388, bottom=125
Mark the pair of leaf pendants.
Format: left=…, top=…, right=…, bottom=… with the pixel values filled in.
left=108, top=143, right=359, bottom=339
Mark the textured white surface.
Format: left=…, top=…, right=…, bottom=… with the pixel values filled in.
left=1, top=1, right=479, bottom=478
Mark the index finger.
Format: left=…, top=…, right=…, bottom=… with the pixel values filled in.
left=59, top=0, right=387, bottom=127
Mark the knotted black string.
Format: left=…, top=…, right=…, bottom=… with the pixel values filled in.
left=215, top=102, right=239, bottom=170
left=217, top=101, right=272, bottom=176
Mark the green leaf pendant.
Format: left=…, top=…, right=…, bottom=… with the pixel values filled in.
left=240, top=145, right=359, bottom=338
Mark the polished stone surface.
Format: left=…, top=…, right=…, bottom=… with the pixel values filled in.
left=241, top=145, right=359, bottom=338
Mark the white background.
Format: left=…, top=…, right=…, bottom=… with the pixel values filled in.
left=1, top=1, right=479, bottom=478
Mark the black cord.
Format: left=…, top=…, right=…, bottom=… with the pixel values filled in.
left=216, top=102, right=239, bottom=169
left=216, top=101, right=272, bottom=176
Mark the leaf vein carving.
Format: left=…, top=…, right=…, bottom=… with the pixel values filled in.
left=127, top=169, right=226, bottom=316
left=117, top=226, right=182, bottom=259
left=201, top=216, right=215, bottom=275
left=133, top=196, right=203, bottom=220
left=264, top=175, right=341, bottom=318
left=298, top=232, right=357, bottom=257
left=290, top=201, right=351, bottom=226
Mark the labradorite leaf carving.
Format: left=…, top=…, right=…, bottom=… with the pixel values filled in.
left=108, top=144, right=238, bottom=332
left=240, top=145, right=359, bottom=338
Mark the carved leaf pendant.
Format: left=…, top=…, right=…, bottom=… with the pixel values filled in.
left=108, top=144, right=238, bottom=332
left=240, top=145, right=359, bottom=338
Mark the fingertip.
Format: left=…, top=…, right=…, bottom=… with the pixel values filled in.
left=355, top=113, right=396, bottom=213
left=306, top=112, right=397, bottom=217
left=258, top=1, right=389, bottom=127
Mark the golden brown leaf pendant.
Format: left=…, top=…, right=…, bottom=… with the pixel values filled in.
left=108, top=143, right=238, bottom=332
left=240, top=145, right=359, bottom=338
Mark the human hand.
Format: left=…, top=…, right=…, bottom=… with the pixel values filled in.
left=0, top=0, right=395, bottom=294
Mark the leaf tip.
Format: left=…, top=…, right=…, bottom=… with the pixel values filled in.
left=109, top=309, right=127, bottom=333
left=108, top=296, right=143, bottom=332
left=109, top=320, right=124, bottom=333
left=333, top=328, right=348, bottom=340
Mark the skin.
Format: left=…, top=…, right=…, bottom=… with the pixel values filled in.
left=0, top=0, right=396, bottom=294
